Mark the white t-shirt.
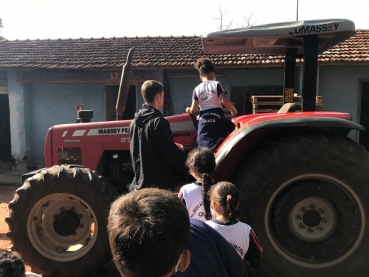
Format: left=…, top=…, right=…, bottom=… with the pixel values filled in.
left=206, top=220, right=252, bottom=258
left=178, top=181, right=217, bottom=222
left=192, top=81, right=227, bottom=111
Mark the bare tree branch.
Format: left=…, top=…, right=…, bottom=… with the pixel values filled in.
left=224, top=20, right=234, bottom=30
left=212, top=6, right=232, bottom=30
left=242, top=13, right=257, bottom=27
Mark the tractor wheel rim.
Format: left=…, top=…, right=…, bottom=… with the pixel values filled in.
left=27, top=193, right=98, bottom=262
left=265, top=173, right=365, bottom=268
left=288, top=196, right=338, bottom=243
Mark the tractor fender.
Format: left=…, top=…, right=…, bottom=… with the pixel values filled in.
left=213, top=117, right=364, bottom=181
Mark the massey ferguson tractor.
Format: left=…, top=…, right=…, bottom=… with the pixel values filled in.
left=6, top=19, right=369, bottom=277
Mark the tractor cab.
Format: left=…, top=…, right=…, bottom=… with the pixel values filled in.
left=202, top=19, right=356, bottom=112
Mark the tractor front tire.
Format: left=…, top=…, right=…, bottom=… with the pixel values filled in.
left=6, top=165, right=118, bottom=277
left=231, top=133, right=369, bottom=277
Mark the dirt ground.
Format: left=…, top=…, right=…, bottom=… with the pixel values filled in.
left=0, top=185, right=34, bottom=272
left=0, top=185, right=120, bottom=277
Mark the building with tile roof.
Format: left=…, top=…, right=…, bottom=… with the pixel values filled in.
left=0, top=30, right=368, bottom=69
left=0, top=30, right=368, bottom=169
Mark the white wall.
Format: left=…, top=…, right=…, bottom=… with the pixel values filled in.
left=7, top=71, right=27, bottom=170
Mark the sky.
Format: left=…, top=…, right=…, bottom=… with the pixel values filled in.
left=0, top=0, right=368, bottom=40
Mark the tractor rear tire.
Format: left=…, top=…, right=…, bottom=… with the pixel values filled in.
left=231, top=133, right=369, bottom=277
left=6, top=165, right=119, bottom=277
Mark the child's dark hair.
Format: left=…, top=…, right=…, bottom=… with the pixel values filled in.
left=186, top=147, right=215, bottom=220
left=210, top=181, right=241, bottom=222
left=194, top=58, right=215, bottom=76
left=0, top=249, right=26, bottom=277
left=108, top=188, right=190, bottom=277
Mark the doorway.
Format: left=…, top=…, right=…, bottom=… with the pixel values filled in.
left=105, top=85, right=137, bottom=121
left=359, top=81, right=369, bottom=150
left=0, top=81, right=11, bottom=162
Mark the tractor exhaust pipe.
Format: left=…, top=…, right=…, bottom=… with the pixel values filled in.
left=116, top=47, right=135, bottom=120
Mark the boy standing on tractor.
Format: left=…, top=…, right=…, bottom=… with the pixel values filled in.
left=129, top=80, right=187, bottom=191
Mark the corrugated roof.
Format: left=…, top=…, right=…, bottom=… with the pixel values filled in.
left=0, top=30, right=368, bottom=70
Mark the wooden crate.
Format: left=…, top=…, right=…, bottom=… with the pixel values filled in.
left=252, top=109, right=280, bottom=114
left=251, top=95, right=322, bottom=104
left=252, top=103, right=283, bottom=109
left=251, top=95, right=323, bottom=113
left=251, top=95, right=283, bottom=104
left=315, top=104, right=324, bottom=111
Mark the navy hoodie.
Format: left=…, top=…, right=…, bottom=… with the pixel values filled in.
left=176, top=219, right=248, bottom=277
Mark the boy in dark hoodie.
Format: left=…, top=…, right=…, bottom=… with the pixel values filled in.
left=129, top=80, right=187, bottom=191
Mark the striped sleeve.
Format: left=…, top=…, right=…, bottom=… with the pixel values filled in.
left=216, top=82, right=227, bottom=96
left=244, top=228, right=263, bottom=269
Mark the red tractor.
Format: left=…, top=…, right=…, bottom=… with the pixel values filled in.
left=6, top=19, right=369, bottom=277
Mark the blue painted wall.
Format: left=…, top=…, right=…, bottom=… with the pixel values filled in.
left=4, top=64, right=369, bottom=168
left=318, top=65, right=369, bottom=141
left=168, top=67, right=285, bottom=115
left=25, top=82, right=105, bottom=167
left=319, top=65, right=369, bottom=122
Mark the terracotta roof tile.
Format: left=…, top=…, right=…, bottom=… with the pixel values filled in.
left=0, top=30, right=368, bottom=70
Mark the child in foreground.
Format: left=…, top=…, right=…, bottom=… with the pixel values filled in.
left=108, top=188, right=248, bottom=277
left=0, top=249, right=42, bottom=277
left=178, top=147, right=218, bottom=221
left=206, top=181, right=263, bottom=269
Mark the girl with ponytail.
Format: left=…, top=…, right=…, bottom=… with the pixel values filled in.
left=185, top=58, right=238, bottom=150
left=178, top=147, right=217, bottom=221
left=207, top=181, right=263, bottom=270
